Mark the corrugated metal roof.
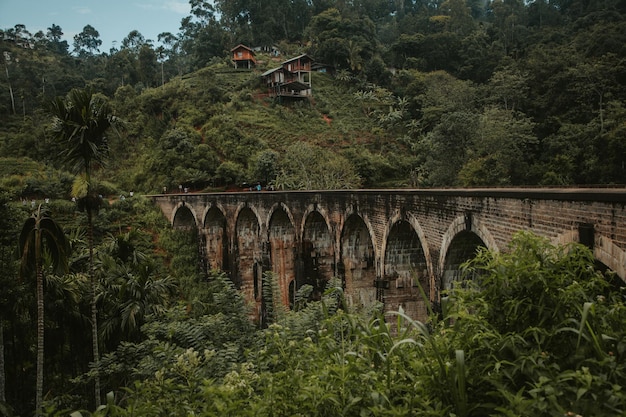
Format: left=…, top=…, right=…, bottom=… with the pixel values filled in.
left=230, top=44, right=254, bottom=53
left=282, top=54, right=312, bottom=64
left=261, top=67, right=283, bottom=76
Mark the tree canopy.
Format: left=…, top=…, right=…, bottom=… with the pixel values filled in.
left=1, top=0, right=625, bottom=189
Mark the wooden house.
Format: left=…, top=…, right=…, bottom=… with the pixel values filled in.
left=231, top=44, right=256, bottom=69
left=261, top=54, right=313, bottom=99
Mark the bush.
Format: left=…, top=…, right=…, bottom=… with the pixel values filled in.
left=448, top=232, right=626, bottom=416
left=74, top=232, right=626, bottom=417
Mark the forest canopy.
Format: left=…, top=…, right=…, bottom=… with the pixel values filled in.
left=1, top=0, right=625, bottom=192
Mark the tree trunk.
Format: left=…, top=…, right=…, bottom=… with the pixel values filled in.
left=0, top=321, right=5, bottom=403
left=36, top=266, right=44, bottom=416
left=4, top=63, right=15, bottom=115
left=88, top=207, right=101, bottom=407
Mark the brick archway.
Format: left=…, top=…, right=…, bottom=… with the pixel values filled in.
left=340, top=213, right=376, bottom=310
left=439, top=214, right=498, bottom=291
left=268, top=205, right=297, bottom=307
left=172, top=202, right=198, bottom=228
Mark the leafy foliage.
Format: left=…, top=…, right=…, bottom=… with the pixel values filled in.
left=3, top=8, right=626, bottom=189
left=72, top=233, right=626, bottom=417
left=274, top=142, right=362, bottom=190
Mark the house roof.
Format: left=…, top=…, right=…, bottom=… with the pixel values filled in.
left=282, top=54, right=312, bottom=64
left=231, top=44, right=254, bottom=53
left=312, top=62, right=333, bottom=70
left=261, top=67, right=283, bottom=77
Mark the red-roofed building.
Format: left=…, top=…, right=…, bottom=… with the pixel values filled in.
left=231, top=44, right=256, bottom=69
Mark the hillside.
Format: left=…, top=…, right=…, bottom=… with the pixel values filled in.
left=1, top=56, right=412, bottom=198
left=1, top=1, right=625, bottom=196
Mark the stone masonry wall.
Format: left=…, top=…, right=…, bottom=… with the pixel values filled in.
left=152, top=188, right=626, bottom=322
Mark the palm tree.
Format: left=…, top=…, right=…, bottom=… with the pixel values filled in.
left=97, top=231, right=175, bottom=345
left=19, top=205, right=69, bottom=416
left=98, top=254, right=176, bottom=346
left=48, top=87, right=120, bottom=406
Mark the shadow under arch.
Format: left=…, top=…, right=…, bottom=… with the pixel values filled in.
left=340, top=213, right=376, bottom=310
left=268, top=205, right=296, bottom=308
left=439, top=214, right=497, bottom=292
left=302, top=210, right=335, bottom=301
left=203, top=205, right=229, bottom=274
left=234, top=206, right=262, bottom=321
left=172, top=202, right=198, bottom=228
left=382, top=218, right=430, bottom=320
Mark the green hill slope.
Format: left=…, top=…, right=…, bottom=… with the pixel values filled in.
left=107, top=60, right=411, bottom=193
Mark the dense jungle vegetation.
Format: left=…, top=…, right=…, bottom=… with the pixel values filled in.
left=1, top=0, right=626, bottom=192
left=1, top=0, right=626, bottom=415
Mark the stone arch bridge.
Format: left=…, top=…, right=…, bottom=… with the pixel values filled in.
left=151, top=188, right=626, bottom=322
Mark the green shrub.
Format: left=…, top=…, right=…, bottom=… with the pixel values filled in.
left=74, top=232, right=626, bottom=417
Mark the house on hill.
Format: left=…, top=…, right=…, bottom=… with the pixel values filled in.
left=231, top=44, right=256, bottom=69
left=261, top=54, right=313, bottom=99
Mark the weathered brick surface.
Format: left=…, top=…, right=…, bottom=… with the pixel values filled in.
left=153, top=188, right=626, bottom=322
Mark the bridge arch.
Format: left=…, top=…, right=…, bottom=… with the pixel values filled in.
left=382, top=213, right=434, bottom=291
left=202, top=204, right=229, bottom=272
left=234, top=205, right=263, bottom=319
left=232, top=203, right=264, bottom=239
left=299, top=203, right=334, bottom=248
left=340, top=203, right=380, bottom=261
left=554, top=230, right=626, bottom=282
left=381, top=214, right=432, bottom=320
left=267, top=203, right=297, bottom=308
left=301, top=208, right=336, bottom=299
left=340, top=212, right=377, bottom=310
left=267, top=202, right=296, bottom=234
left=201, top=202, right=227, bottom=226
left=595, top=236, right=626, bottom=282
left=439, top=214, right=498, bottom=291
left=172, top=202, right=198, bottom=228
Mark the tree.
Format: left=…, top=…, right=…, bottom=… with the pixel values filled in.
left=421, top=111, right=478, bottom=186
left=306, top=8, right=377, bottom=72
left=48, top=88, right=120, bottom=407
left=3, top=51, right=16, bottom=115
left=458, top=106, right=536, bottom=186
left=46, top=24, right=69, bottom=55
left=121, top=30, right=148, bottom=55
left=486, top=62, right=529, bottom=112
left=274, top=142, right=361, bottom=190
left=18, top=205, right=69, bottom=416
left=181, top=16, right=229, bottom=70
left=215, top=161, right=245, bottom=186
left=249, top=150, right=279, bottom=185
left=157, top=32, right=181, bottom=79
left=97, top=254, right=176, bottom=346
left=73, top=25, right=102, bottom=56
left=487, top=0, right=529, bottom=56
left=138, top=45, right=158, bottom=87
left=0, top=193, right=21, bottom=406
